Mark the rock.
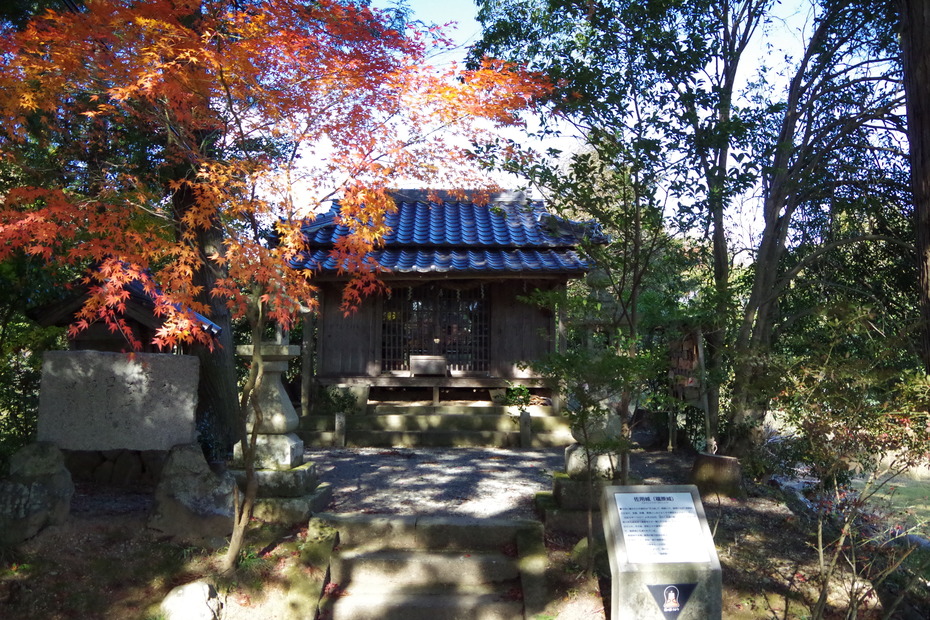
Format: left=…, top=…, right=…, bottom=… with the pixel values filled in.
left=160, top=580, right=223, bottom=620
left=139, top=450, right=169, bottom=485
left=0, top=442, right=74, bottom=547
left=148, top=444, right=236, bottom=548
left=111, top=450, right=143, bottom=486
left=570, top=413, right=623, bottom=445
left=565, top=443, right=621, bottom=479
left=92, top=459, right=115, bottom=485
left=9, top=442, right=67, bottom=477
left=62, top=450, right=104, bottom=482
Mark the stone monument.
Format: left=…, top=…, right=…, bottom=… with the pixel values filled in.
left=38, top=350, right=199, bottom=451
left=37, top=350, right=199, bottom=487
left=601, top=484, right=721, bottom=619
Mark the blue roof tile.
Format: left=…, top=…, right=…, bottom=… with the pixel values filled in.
left=293, top=193, right=604, bottom=276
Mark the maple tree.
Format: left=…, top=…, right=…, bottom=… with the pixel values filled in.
left=0, top=0, right=548, bottom=569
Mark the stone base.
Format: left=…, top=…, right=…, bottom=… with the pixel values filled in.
left=63, top=448, right=167, bottom=487
left=231, top=462, right=318, bottom=498
left=233, top=433, right=304, bottom=470
left=553, top=473, right=613, bottom=511
left=251, top=483, right=333, bottom=524
left=0, top=443, right=74, bottom=547
left=542, top=506, right=604, bottom=538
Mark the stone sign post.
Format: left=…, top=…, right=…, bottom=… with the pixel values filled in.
left=601, top=484, right=721, bottom=619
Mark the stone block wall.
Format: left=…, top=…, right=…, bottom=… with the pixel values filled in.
left=62, top=448, right=169, bottom=488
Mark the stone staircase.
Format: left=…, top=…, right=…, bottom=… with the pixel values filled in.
left=313, top=513, right=547, bottom=620
left=298, top=404, right=573, bottom=448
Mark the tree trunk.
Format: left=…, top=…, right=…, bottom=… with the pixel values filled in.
left=899, top=0, right=930, bottom=374
left=172, top=181, right=240, bottom=454
left=222, top=311, right=265, bottom=573
left=191, top=220, right=240, bottom=453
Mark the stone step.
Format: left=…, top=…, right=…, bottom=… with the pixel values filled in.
left=321, top=591, right=524, bottom=620
left=313, top=514, right=542, bottom=620
left=349, top=429, right=572, bottom=448
left=297, top=428, right=571, bottom=449
left=300, top=413, right=569, bottom=433
left=347, top=429, right=519, bottom=448
left=367, top=404, right=554, bottom=416
left=331, top=549, right=520, bottom=588
left=298, top=430, right=336, bottom=446
left=363, top=413, right=567, bottom=432
left=315, top=514, right=537, bottom=552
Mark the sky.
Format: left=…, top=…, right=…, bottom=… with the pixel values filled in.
left=372, top=0, right=482, bottom=51
left=365, top=0, right=814, bottom=207
left=369, top=0, right=568, bottom=194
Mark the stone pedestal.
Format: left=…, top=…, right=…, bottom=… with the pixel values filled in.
left=535, top=443, right=620, bottom=541
left=233, top=433, right=304, bottom=471
left=230, top=461, right=333, bottom=524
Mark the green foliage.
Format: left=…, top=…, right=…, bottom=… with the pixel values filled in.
left=504, top=382, right=531, bottom=413
left=0, top=315, right=64, bottom=475
left=533, top=341, right=665, bottom=456
left=772, top=306, right=930, bottom=485
left=476, top=0, right=913, bottom=459
left=313, top=386, right=358, bottom=416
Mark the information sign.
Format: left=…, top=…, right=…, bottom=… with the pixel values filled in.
left=614, top=492, right=710, bottom=564
left=601, top=484, right=722, bottom=619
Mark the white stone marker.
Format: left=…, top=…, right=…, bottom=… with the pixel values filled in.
left=601, top=484, right=721, bottom=619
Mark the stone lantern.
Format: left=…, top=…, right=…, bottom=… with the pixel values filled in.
left=231, top=342, right=331, bottom=523
left=234, top=343, right=303, bottom=470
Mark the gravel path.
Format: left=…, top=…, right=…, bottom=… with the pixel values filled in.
left=305, top=446, right=565, bottom=520
left=304, top=446, right=693, bottom=520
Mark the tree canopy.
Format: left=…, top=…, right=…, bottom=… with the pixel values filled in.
left=473, top=0, right=919, bottom=456
left=0, top=0, right=548, bottom=348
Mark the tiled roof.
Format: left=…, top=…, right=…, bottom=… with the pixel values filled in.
left=292, top=195, right=603, bottom=276
left=29, top=277, right=222, bottom=336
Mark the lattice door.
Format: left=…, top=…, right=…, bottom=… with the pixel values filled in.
left=381, top=285, right=489, bottom=373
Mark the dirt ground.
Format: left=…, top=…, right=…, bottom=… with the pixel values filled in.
left=1, top=447, right=927, bottom=619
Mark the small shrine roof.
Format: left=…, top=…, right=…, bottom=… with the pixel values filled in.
left=292, top=191, right=605, bottom=276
